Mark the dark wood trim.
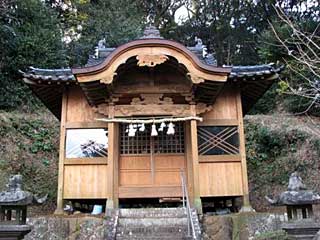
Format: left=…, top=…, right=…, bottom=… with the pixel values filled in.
left=199, top=155, right=241, bottom=163
left=198, top=119, right=239, bottom=126
left=120, top=153, right=185, bottom=157
left=119, top=186, right=182, bottom=198
left=65, top=122, right=108, bottom=128
left=64, top=157, right=108, bottom=165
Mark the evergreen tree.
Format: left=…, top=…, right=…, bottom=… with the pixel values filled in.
left=0, top=0, right=67, bottom=110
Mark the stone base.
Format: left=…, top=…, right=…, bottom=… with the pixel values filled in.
left=24, top=216, right=115, bottom=240
left=282, top=220, right=320, bottom=239
left=240, top=205, right=256, bottom=213
left=53, top=208, right=65, bottom=215
left=0, top=224, right=31, bottom=240
left=194, top=197, right=203, bottom=215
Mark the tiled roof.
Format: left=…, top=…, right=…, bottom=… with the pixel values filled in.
left=229, top=63, right=284, bottom=79
left=20, top=67, right=75, bottom=82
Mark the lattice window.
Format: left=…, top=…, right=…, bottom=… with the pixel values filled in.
left=120, top=124, right=151, bottom=154
left=197, top=126, right=239, bottom=155
left=154, top=123, right=184, bottom=154
left=120, top=122, right=184, bottom=155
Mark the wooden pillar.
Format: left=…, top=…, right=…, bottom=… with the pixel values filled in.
left=236, top=90, right=253, bottom=211
left=106, top=104, right=119, bottom=210
left=187, top=104, right=202, bottom=213
left=185, top=123, right=193, bottom=204
left=55, top=90, right=68, bottom=214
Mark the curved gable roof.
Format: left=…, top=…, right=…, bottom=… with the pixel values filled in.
left=72, top=39, right=231, bottom=84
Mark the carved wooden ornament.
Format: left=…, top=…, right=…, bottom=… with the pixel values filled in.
left=186, top=72, right=205, bottom=84
left=136, top=54, right=169, bottom=67
left=196, top=103, right=213, bottom=114
left=131, top=94, right=173, bottom=105
left=93, top=103, right=109, bottom=116
left=100, top=72, right=117, bottom=84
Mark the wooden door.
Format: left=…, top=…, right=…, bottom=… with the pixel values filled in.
left=118, top=123, right=186, bottom=198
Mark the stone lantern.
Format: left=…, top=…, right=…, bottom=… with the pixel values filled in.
left=266, top=172, right=320, bottom=238
left=0, top=175, right=46, bottom=240
left=266, top=172, right=320, bottom=220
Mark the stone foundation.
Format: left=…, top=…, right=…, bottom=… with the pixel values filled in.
left=24, top=212, right=290, bottom=240
left=24, top=213, right=117, bottom=240
left=202, top=212, right=288, bottom=240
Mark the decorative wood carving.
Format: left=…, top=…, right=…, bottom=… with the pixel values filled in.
left=93, top=103, right=190, bottom=117
left=136, top=54, right=169, bottom=67
left=93, top=103, right=109, bottom=116
left=196, top=103, right=213, bottom=115
left=131, top=94, right=173, bottom=105
left=114, top=84, right=192, bottom=94
left=181, top=92, right=194, bottom=103
left=93, top=102, right=212, bottom=117
left=115, top=104, right=191, bottom=117
left=109, top=94, right=121, bottom=104
left=100, top=73, right=117, bottom=84
left=187, top=72, right=205, bottom=84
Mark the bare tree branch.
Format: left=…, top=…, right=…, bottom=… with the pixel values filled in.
left=269, top=5, right=320, bottom=113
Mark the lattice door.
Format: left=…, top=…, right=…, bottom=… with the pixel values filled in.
left=119, top=122, right=185, bottom=190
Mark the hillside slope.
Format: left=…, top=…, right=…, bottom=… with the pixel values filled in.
left=0, top=110, right=59, bottom=213
left=245, top=114, right=320, bottom=210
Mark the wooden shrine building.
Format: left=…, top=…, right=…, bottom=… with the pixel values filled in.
left=21, top=26, right=282, bottom=214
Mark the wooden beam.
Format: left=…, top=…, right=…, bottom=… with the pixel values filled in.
left=114, top=104, right=192, bottom=117
left=199, top=154, right=241, bottom=163
left=106, top=105, right=119, bottom=209
left=113, top=122, right=119, bottom=208
left=188, top=105, right=202, bottom=213
left=198, top=119, right=238, bottom=126
left=64, top=157, right=108, bottom=165
left=65, top=122, right=108, bottom=128
left=185, top=120, right=193, bottom=201
left=236, top=90, right=252, bottom=211
left=119, top=186, right=182, bottom=198
left=54, top=89, right=68, bottom=214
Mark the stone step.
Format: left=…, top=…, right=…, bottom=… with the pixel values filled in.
left=119, top=207, right=187, bottom=218
left=116, top=225, right=188, bottom=235
left=289, top=235, right=315, bottom=240
left=116, top=235, right=193, bottom=240
left=115, top=208, right=200, bottom=239
left=118, top=217, right=188, bottom=227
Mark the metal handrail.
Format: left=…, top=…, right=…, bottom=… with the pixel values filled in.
left=180, top=169, right=197, bottom=239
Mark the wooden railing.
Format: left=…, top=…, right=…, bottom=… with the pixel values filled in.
left=180, top=169, right=197, bottom=239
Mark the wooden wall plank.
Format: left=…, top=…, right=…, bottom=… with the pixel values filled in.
left=119, top=186, right=182, bottom=198
left=119, top=155, right=185, bottom=188
left=199, top=162, right=243, bottom=196
left=120, top=171, right=152, bottom=186
left=154, top=154, right=185, bottom=169
left=66, top=86, right=104, bottom=123
left=201, top=87, right=238, bottom=120
left=63, top=165, right=109, bottom=199
left=120, top=155, right=151, bottom=170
